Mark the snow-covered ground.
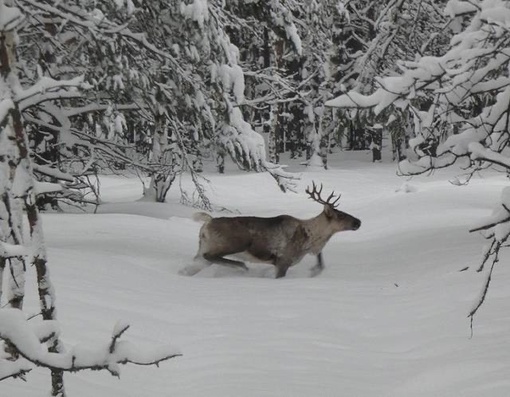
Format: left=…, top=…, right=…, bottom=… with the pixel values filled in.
left=3, top=153, right=510, bottom=396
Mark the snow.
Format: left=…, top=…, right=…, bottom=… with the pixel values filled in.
left=3, top=154, right=510, bottom=396
left=469, top=142, right=510, bottom=167
left=34, top=181, right=63, bottom=195
left=180, top=0, right=209, bottom=28
left=112, top=0, right=135, bottom=15
left=16, top=75, right=85, bottom=111
left=444, top=0, right=479, bottom=18
left=480, top=5, right=510, bottom=26
left=0, top=241, right=30, bottom=258
left=0, top=99, right=14, bottom=123
left=285, top=22, right=302, bottom=56
left=219, top=64, right=245, bottom=103
left=0, top=1, right=22, bottom=31
left=0, top=358, right=31, bottom=382
left=325, top=89, right=382, bottom=109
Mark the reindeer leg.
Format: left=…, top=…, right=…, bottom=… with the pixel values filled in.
left=178, top=254, right=210, bottom=276
left=203, top=253, right=249, bottom=271
left=310, top=252, right=324, bottom=277
left=275, top=258, right=292, bottom=278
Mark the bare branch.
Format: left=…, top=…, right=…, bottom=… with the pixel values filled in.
left=469, top=204, right=510, bottom=233
left=468, top=249, right=498, bottom=336
left=109, top=323, right=130, bottom=354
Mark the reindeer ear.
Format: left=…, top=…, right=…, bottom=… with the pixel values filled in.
left=324, top=204, right=334, bottom=218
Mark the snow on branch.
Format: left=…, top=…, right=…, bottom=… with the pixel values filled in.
left=269, top=2, right=302, bottom=55
left=325, top=0, right=510, bottom=326
left=16, top=76, right=87, bottom=110
left=34, top=181, right=63, bottom=196
left=0, top=98, right=14, bottom=122
left=180, top=0, right=209, bottom=28
left=263, top=162, right=299, bottom=193
left=241, top=70, right=309, bottom=107
left=328, top=0, right=510, bottom=181
left=468, top=142, right=510, bottom=169
left=0, top=309, right=181, bottom=379
left=19, top=0, right=95, bottom=29
left=444, top=0, right=480, bottom=18
left=0, top=359, right=32, bottom=382
left=219, top=105, right=299, bottom=192
left=21, top=0, right=187, bottom=82
left=32, top=164, right=75, bottom=183
left=325, top=1, right=510, bottom=117
left=325, top=89, right=394, bottom=112
left=325, top=56, right=446, bottom=114
left=398, top=151, right=458, bottom=176
left=0, top=1, right=23, bottom=32
left=470, top=188, right=510, bottom=234
left=0, top=242, right=30, bottom=258
left=469, top=210, right=510, bottom=234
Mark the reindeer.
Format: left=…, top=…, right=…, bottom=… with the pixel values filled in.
left=192, top=182, right=361, bottom=278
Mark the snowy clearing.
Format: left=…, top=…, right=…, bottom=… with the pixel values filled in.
left=3, top=155, right=510, bottom=397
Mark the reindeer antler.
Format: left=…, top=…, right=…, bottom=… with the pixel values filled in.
left=305, top=182, right=341, bottom=208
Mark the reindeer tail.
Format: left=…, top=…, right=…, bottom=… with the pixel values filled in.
left=192, top=212, right=213, bottom=223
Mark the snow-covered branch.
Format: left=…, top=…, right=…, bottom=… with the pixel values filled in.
left=0, top=1, right=23, bottom=31
left=470, top=189, right=510, bottom=235
left=469, top=210, right=510, bottom=234
left=16, top=75, right=86, bottom=110
left=0, top=98, right=14, bottom=122
left=263, top=161, right=299, bottom=193
left=0, top=309, right=181, bottom=379
left=32, top=164, right=75, bottom=183
left=0, top=359, right=32, bottom=382
left=0, top=242, right=30, bottom=258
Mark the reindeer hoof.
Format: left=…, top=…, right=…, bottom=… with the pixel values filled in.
left=178, top=261, right=209, bottom=276
left=310, top=265, right=323, bottom=277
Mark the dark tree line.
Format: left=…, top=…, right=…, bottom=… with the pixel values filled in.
left=5, top=0, right=452, bottom=209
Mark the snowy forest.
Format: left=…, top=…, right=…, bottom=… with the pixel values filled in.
left=3, top=0, right=510, bottom=396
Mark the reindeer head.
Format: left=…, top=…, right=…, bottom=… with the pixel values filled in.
left=306, top=182, right=361, bottom=232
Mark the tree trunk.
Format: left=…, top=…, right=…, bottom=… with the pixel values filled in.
left=0, top=194, right=26, bottom=310
left=268, top=36, right=285, bottom=164
left=1, top=18, right=65, bottom=396
left=1, top=11, right=26, bottom=311
left=146, top=115, right=176, bottom=202
left=0, top=258, right=4, bottom=303
left=307, top=102, right=328, bottom=169
left=318, top=107, right=329, bottom=170
left=268, top=103, right=281, bottom=164
left=27, top=204, right=66, bottom=396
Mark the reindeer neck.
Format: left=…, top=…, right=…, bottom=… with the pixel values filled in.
left=303, top=212, right=335, bottom=254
